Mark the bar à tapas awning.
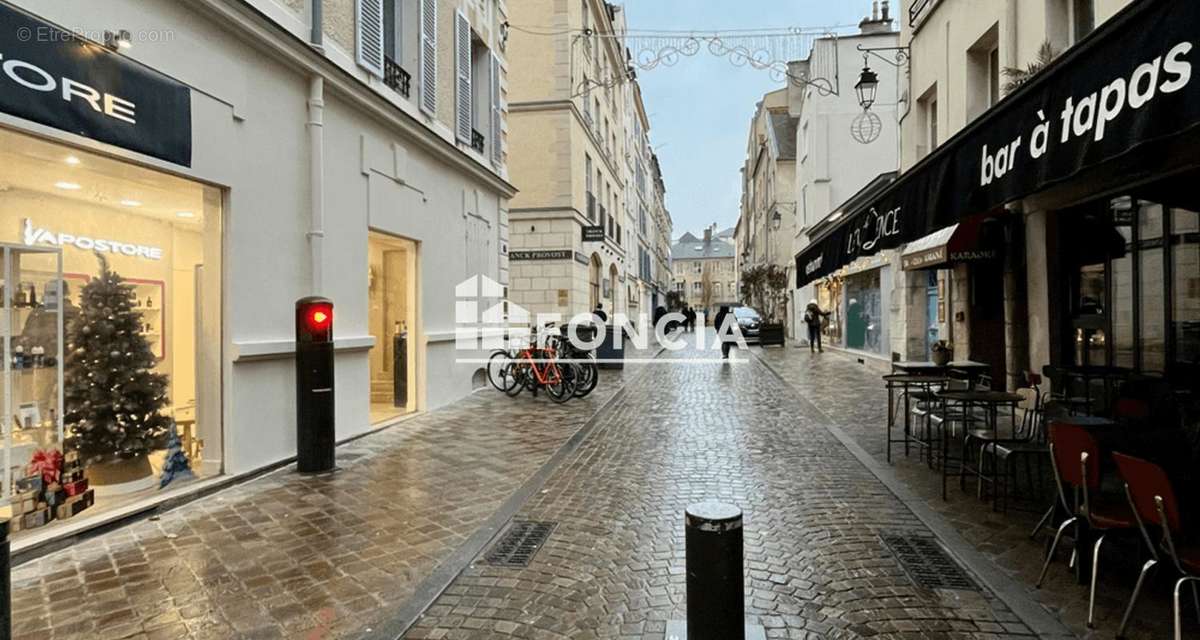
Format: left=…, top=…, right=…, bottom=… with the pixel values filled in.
left=796, top=0, right=1200, bottom=288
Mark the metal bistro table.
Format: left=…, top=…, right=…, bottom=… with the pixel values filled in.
left=1060, top=365, right=1132, bottom=415
left=894, top=360, right=992, bottom=387
left=883, top=374, right=949, bottom=464
left=936, top=389, right=1024, bottom=500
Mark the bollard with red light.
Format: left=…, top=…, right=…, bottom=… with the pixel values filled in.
left=295, top=296, right=335, bottom=473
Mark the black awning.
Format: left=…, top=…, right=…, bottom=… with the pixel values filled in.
left=797, top=0, right=1200, bottom=288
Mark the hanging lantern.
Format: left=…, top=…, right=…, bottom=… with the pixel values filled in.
left=855, top=65, right=879, bottom=110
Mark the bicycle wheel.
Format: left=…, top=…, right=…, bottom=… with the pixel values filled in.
left=487, top=350, right=516, bottom=392
left=572, top=356, right=598, bottom=398
left=546, top=362, right=578, bottom=403
left=505, top=362, right=531, bottom=397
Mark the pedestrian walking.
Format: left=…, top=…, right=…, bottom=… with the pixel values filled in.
left=685, top=306, right=695, bottom=332
left=802, top=299, right=831, bottom=354
left=593, top=302, right=608, bottom=324
left=714, top=305, right=734, bottom=359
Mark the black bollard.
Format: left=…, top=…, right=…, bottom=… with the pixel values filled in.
left=0, top=518, right=10, bottom=640
left=685, top=501, right=744, bottom=640
left=295, top=296, right=335, bottom=473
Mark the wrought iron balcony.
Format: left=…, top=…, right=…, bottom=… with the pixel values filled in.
left=471, top=129, right=485, bottom=154
left=384, top=57, right=411, bottom=98
left=909, top=0, right=941, bottom=31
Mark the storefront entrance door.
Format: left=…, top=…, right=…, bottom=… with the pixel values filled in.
left=368, top=232, right=417, bottom=424
left=969, top=263, right=1008, bottom=389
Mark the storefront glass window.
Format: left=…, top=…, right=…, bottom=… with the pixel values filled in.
left=1140, top=247, right=1166, bottom=371
left=1112, top=249, right=1135, bottom=368
left=1172, top=208, right=1200, bottom=368
left=844, top=269, right=885, bottom=354
left=0, top=128, right=222, bottom=523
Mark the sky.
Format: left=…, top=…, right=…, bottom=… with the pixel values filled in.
left=621, top=0, right=874, bottom=240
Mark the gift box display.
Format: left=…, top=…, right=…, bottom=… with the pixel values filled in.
left=7, top=447, right=93, bottom=531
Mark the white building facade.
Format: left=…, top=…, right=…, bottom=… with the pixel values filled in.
left=0, top=0, right=513, bottom=539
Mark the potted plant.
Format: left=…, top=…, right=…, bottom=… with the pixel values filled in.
left=931, top=340, right=953, bottom=366
left=740, top=264, right=789, bottom=347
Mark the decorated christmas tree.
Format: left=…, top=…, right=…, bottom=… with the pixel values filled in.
left=64, top=254, right=170, bottom=464
left=159, top=422, right=194, bottom=488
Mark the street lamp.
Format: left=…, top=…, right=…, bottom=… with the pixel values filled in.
left=855, top=66, right=879, bottom=110
left=771, top=210, right=782, bottom=231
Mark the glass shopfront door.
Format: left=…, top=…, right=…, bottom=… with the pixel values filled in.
left=368, top=231, right=417, bottom=424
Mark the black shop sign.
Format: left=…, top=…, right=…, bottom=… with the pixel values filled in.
left=0, top=2, right=192, bottom=166
left=797, top=0, right=1200, bottom=287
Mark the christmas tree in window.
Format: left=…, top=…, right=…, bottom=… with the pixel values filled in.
left=64, top=254, right=169, bottom=484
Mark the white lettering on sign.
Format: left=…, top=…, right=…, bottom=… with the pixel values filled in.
left=804, top=254, right=824, bottom=276
left=0, top=52, right=138, bottom=124
left=979, top=39, right=1194, bottom=188
left=22, top=218, right=162, bottom=260
left=845, top=205, right=902, bottom=256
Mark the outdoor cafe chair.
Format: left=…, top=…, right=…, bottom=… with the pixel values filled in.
left=1043, top=365, right=1093, bottom=416
left=1038, top=422, right=1137, bottom=629
left=964, top=372, right=1042, bottom=504
left=983, top=373, right=1050, bottom=512
left=1114, top=452, right=1200, bottom=640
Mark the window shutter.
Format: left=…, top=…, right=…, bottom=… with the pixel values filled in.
left=419, top=0, right=438, bottom=115
left=356, top=0, right=385, bottom=77
left=489, top=52, right=502, bottom=165
left=454, top=10, right=472, bottom=143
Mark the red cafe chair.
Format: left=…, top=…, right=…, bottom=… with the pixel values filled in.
left=1038, top=422, right=1136, bottom=628
left=1114, top=452, right=1200, bottom=640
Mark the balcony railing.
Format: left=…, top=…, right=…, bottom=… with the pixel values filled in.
left=384, top=57, right=411, bottom=98
left=471, top=129, right=485, bottom=154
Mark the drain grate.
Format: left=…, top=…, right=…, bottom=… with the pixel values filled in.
left=484, top=521, right=557, bottom=567
left=882, top=534, right=977, bottom=591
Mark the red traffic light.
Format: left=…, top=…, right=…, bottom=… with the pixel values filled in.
left=296, top=297, right=334, bottom=343
left=307, top=305, right=332, bottom=330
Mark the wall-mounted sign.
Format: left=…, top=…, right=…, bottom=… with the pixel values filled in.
left=22, top=218, right=163, bottom=260
left=508, top=249, right=571, bottom=261
left=0, top=3, right=192, bottom=166
left=581, top=225, right=605, bottom=242
left=574, top=251, right=590, bottom=265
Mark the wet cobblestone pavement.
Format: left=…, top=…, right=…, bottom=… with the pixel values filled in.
left=17, top=334, right=1182, bottom=639
left=8, top=346, right=660, bottom=640
left=405, top=338, right=1037, bottom=639
left=754, top=345, right=1184, bottom=640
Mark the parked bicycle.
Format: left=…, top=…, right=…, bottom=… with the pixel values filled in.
left=487, top=322, right=598, bottom=402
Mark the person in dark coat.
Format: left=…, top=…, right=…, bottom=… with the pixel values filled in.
left=802, top=299, right=831, bottom=353
left=714, top=305, right=733, bottom=359
left=593, top=302, right=608, bottom=323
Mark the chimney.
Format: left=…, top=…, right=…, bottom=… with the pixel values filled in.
left=703, top=226, right=713, bottom=244
left=859, top=0, right=894, bottom=34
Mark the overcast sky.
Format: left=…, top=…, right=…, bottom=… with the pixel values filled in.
left=621, top=1, right=873, bottom=240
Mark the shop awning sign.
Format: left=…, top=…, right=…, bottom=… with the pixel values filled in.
left=796, top=0, right=1200, bottom=287
left=0, top=3, right=192, bottom=166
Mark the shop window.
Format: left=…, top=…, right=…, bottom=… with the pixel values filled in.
left=845, top=270, right=885, bottom=354
left=1172, top=209, right=1200, bottom=367
left=0, top=129, right=222, bottom=515
left=368, top=232, right=417, bottom=424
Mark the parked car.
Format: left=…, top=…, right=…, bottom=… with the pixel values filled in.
left=732, top=306, right=762, bottom=342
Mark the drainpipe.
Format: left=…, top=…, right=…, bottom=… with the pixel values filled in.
left=307, top=75, right=325, bottom=294
left=310, top=0, right=323, bottom=48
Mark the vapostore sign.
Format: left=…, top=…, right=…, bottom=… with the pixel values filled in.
left=0, top=2, right=192, bottom=166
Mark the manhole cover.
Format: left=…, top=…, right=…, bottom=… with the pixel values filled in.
left=881, top=534, right=977, bottom=590
left=484, top=521, right=557, bottom=567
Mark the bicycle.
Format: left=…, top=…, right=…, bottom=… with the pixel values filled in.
left=488, top=324, right=578, bottom=403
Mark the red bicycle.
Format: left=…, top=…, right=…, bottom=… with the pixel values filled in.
left=487, top=325, right=579, bottom=403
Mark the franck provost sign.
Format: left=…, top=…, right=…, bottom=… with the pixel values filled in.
left=796, top=0, right=1200, bottom=287
left=0, top=2, right=192, bottom=166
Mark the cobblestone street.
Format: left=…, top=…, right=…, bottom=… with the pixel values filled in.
left=13, top=333, right=1180, bottom=640
left=404, top=337, right=1042, bottom=640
